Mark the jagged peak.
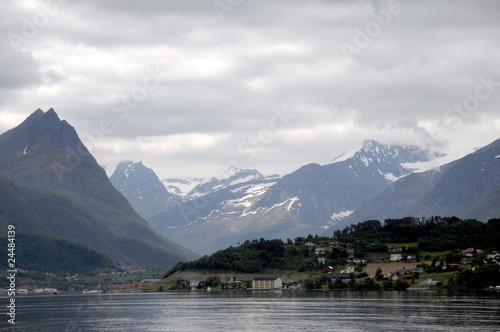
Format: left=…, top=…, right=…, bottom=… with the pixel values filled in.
left=42, top=108, right=61, bottom=123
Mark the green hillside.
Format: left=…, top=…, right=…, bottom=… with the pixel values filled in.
left=0, top=232, right=114, bottom=273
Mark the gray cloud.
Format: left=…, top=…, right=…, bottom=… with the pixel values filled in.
left=0, top=0, right=499, bottom=178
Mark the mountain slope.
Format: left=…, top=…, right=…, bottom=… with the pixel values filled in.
left=461, top=187, right=500, bottom=221
left=0, top=109, right=198, bottom=268
left=110, top=161, right=181, bottom=220
left=403, top=138, right=500, bottom=218
left=338, top=163, right=455, bottom=228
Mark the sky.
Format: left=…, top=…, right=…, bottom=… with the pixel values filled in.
left=1, top=0, right=500, bottom=179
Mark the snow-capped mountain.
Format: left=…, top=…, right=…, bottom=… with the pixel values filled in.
left=148, top=140, right=447, bottom=254
left=110, top=161, right=181, bottom=220
left=330, top=139, right=447, bottom=181
left=339, top=138, right=500, bottom=228
left=187, top=166, right=275, bottom=197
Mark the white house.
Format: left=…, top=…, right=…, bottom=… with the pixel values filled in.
left=390, top=253, right=402, bottom=261
left=315, top=248, right=326, bottom=255
left=340, top=266, right=355, bottom=274
left=487, top=251, right=499, bottom=260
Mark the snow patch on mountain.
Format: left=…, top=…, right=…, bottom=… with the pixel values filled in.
left=330, top=210, right=354, bottom=221
left=331, top=144, right=363, bottom=163
left=162, top=177, right=203, bottom=196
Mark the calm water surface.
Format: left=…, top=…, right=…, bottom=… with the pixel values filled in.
left=1, top=290, right=499, bottom=331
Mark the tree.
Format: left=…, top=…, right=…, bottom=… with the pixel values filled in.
left=333, top=277, right=345, bottom=289
left=393, top=279, right=409, bottom=290
left=304, top=279, right=315, bottom=290
left=205, top=276, right=220, bottom=288
left=314, top=280, right=322, bottom=289
left=319, top=275, right=331, bottom=285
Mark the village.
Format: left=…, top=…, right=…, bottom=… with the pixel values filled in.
left=2, top=238, right=499, bottom=295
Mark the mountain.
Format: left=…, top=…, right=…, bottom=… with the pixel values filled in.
left=252, top=139, right=445, bottom=229
left=110, top=160, right=181, bottom=220
left=0, top=109, right=198, bottom=268
left=162, top=177, right=204, bottom=197
left=149, top=167, right=280, bottom=253
left=187, top=166, right=273, bottom=197
left=341, top=138, right=500, bottom=227
left=149, top=140, right=442, bottom=254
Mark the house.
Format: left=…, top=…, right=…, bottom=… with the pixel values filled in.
left=351, top=259, right=367, bottom=264
left=390, top=254, right=402, bottom=261
left=392, top=247, right=403, bottom=252
left=462, top=248, right=477, bottom=257
left=461, top=257, right=474, bottom=264
left=407, top=256, right=417, bottom=263
left=227, top=276, right=240, bottom=283
left=487, top=251, right=499, bottom=260
left=190, top=280, right=201, bottom=288
left=395, top=268, right=409, bottom=275
left=252, top=277, right=282, bottom=290
left=426, top=278, right=439, bottom=286
left=330, top=242, right=339, bottom=248
left=305, top=242, right=316, bottom=247
left=347, top=250, right=355, bottom=258
left=340, top=266, right=355, bottom=274
left=317, top=257, right=326, bottom=265
left=372, top=257, right=385, bottom=263
left=326, top=266, right=334, bottom=273
left=315, top=248, right=326, bottom=255
left=388, top=274, right=399, bottom=281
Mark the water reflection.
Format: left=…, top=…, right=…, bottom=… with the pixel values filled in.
left=0, top=290, right=499, bottom=331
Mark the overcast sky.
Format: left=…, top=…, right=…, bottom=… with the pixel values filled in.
left=1, top=0, right=499, bottom=179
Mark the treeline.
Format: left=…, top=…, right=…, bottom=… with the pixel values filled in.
left=165, top=237, right=335, bottom=277
left=339, top=217, right=500, bottom=251
left=166, top=239, right=286, bottom=276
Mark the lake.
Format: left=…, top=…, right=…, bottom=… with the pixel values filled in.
left=1, top=290, right=499, bottom=331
